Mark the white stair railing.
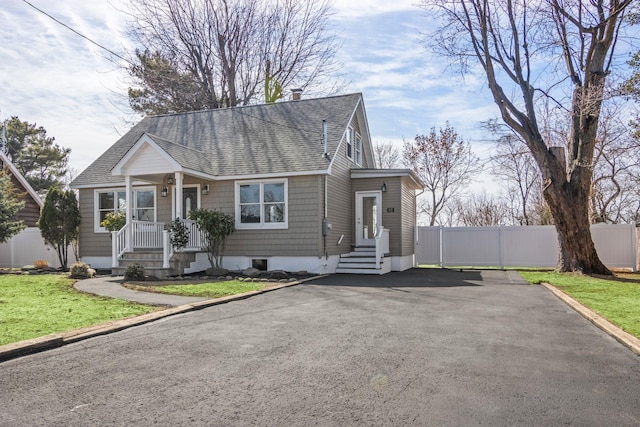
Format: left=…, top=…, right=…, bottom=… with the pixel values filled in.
left=112, top=223, right=130, bottom=268
left=375, top=227, right=390, bottom=269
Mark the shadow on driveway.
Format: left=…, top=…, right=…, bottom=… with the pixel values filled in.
left=308, top=268, right=530, bottom=288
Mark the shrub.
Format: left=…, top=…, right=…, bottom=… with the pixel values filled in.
left=69, top=262, right=96, bottom=279
left=34, top=260, right=49, bottom=269
left=124, top=263, right=145, bottom=281
left=100, top=210, right=126, bottom=233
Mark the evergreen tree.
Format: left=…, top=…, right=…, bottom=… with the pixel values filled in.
left=38, top=187, right=80, bottom=269
left=3, top=116, right=70, bottom=193
left=0, top=170, right=26, bottom=243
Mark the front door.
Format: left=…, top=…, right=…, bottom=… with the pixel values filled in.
left=182, top=187, right=198, bottom=219
left=355, top=191, right=382, bottom=246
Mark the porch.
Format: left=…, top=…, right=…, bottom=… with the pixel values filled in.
left=111, top=219, right=204, bottom=278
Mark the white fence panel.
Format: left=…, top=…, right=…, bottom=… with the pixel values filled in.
left=501, top=226, right=558, bottom=267
left=0, top=228, right=63, bottom=268
left=443, top=227, right=501, bottom=267
left=416, top=224, right=637, bottom=270
left=591, top=223, right=636, bottom=269
left=415, top=227, right=441, bottom=265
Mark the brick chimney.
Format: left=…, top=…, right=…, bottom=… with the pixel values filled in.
left=291, top=88, right=303, bottom=101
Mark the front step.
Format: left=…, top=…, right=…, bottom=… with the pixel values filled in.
left=113, top=250, right=196, bottom=278
left=336, top=248, right=391, bottom=275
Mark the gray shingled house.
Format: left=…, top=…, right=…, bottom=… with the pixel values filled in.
left=71, top=93, right=422, bottom=276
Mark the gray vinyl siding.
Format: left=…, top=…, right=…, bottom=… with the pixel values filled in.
left=78, top=188, right=110, bottom=257
left=401, top=176, right=417, bottom=256
left=326, top=151, right=354, bottom=255
left=203, top=175, right=323, bottom=257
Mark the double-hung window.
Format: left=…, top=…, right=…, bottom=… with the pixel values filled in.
left=236, top=179, right=288, bottom=229
left=346, top=127, right=353, bottom=160
left=94, top=187, right=157, bottom=232
left=354, top=133, right=362, bottom=166
left=95, top=189, right=126, bottom=232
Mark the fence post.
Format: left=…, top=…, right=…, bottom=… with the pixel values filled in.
left=439, top=226, right=444, bottom=268
left=632, top=223, right=637, bottom=273
left=499, top=225, right=504, bottom=270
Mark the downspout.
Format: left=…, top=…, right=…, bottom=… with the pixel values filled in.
left=322, top=120, right=330, bottom=263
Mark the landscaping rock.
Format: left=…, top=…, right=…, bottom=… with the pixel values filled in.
left=243, top=267, right=261, bottom=277
left=269, top=270, right=288, bottom=280
left=206, top=267, right=229, bottom=276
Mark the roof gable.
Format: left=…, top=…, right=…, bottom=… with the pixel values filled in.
left=0, top=151, right=43, bottom=208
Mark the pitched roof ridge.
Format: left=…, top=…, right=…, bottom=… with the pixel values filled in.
left=142, top=92, right=363, bottom=119
left=142, top=132, right=204, bottom=154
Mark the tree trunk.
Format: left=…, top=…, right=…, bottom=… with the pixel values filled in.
left=542, top=155, right=611, bottom=274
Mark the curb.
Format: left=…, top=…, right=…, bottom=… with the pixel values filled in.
left=0, top=274, right=328, bottom=363
left=542, top=283, right=640, bottom=356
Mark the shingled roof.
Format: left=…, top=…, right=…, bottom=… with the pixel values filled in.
left=72, top=93, right=364, bottom=187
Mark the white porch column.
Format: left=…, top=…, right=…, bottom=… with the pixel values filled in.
left=125, top=175, right=133, bottom=251
left=175, top=172, right=184, bottom=220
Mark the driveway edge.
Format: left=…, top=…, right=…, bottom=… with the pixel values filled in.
left=542, top=283, right=640, bottom=356
left=0, top=275, right=327, bottom=363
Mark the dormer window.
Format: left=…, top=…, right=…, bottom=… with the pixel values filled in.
left=346, top=127, right=353, bottom=160
left=355, top=133, right=362, bottom=166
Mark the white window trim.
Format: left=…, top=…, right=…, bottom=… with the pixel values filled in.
left=355, top=133, right=362, bottom=166
left=346, top=126, right=354, bottom=160
left=235, top=178, right=288, bottom=230
left=94, top=186, right=157, bottom=233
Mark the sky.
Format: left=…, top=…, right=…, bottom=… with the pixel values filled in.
left=1, top=0, right=500, bottom=188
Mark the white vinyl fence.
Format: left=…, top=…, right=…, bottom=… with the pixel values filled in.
left=416, top=224, right=638, bottom=271
left=0, top=227, right=69, bottom=269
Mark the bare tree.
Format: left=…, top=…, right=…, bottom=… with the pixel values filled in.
left=373, top=141, right=402, bottom=169
left=486, top=121, right=542, bottom=225
left=590, top=103, right=640, bottom=223
left=125, top=0, right=340, bottom=114
left=403, top=123, right=481, bottom=226
left=453, top=192, right=510, bottom=226
left=422, top=0, right=634, bottom=274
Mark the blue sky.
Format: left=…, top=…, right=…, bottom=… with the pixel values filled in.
left=1, top=0, right=499, bottom=187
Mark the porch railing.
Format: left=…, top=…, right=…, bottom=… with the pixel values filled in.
left=132, top=221, right=165, bottom=248
left=375, top=226, right=390, bottom=269
left=112, top=220, right=205, bottom=269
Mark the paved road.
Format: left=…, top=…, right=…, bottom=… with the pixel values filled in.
left=2, top=269, right=639, bottom=426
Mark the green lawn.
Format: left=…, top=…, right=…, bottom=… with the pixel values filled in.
left=519, top=271, right=640, bottom=338
left=123, top=280, right=271, bottom=299
left=0, top=274, right=157, bottom=346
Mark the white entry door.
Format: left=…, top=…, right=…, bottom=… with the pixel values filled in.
left=355, top=191, right=382, bottom=246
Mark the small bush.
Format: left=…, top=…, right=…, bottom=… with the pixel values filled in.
left=69, top=262, right=95, bottom=279
left=124, top=263, right=145, bottom=281
left=34, top=260, right=49, bottom=269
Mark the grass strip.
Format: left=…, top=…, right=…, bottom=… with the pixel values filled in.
left=123, top=280, right=271, bottom=299
left=0, top=274, right=157, bottom=346
left=519, top=271, right=640, bottom=338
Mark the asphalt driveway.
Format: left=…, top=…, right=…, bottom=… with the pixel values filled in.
left=1, top=269, right=639, bottom=426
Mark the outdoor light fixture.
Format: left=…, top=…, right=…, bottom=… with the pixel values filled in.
left=202, top=183, right=210, bottom=195
left=161, top=186, right=168, bottom=197
left=381, top=182, right=387, bottom=192
left=166, top=175, right=174, bottom=185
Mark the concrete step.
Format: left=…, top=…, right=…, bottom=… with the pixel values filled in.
left=112, top=266, right=174, bottom=279
left=335, top=266, right=390, bottom=275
